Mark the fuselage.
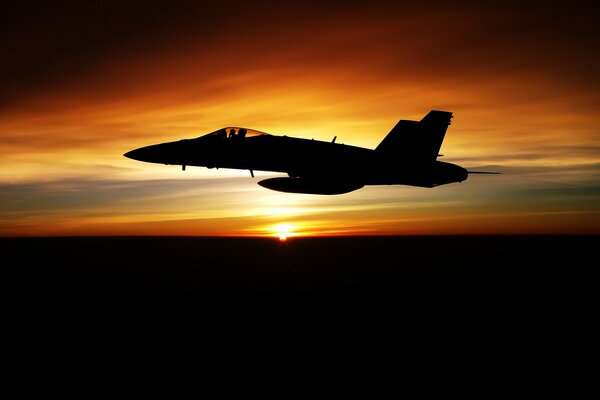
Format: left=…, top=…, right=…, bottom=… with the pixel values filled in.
left=125, top=130, right=468, bottom=189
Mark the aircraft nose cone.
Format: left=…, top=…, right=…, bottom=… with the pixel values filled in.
left=124, top=148, right=144, bottom=161
left=124, top=142, right=183, bottom=164
left=124, top=144, right=165, bottom=163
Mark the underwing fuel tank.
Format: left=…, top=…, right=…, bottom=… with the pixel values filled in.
left=258, top=177, right=364, bottom=195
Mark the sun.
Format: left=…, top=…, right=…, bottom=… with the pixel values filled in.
left=273, top=223, right=294, bottom=241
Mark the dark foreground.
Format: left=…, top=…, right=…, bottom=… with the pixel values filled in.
left=4, top=236, right=595, bottom=352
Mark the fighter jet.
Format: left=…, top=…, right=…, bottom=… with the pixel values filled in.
left=124, top=110, right=496, bottom=195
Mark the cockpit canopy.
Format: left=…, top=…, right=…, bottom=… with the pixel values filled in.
left=201, top=127, right=270, bottom=140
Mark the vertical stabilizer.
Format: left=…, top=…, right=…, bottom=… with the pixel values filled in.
left=375, top=110, right=453, bottom=163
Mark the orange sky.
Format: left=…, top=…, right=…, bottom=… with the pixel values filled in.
left=1, top=1, right=599, bottom=237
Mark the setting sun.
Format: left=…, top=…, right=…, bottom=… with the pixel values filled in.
left=273, top=223, right=294, bottom=241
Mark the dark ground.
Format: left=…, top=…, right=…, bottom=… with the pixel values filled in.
left=3, top=236, right=596, bottom=360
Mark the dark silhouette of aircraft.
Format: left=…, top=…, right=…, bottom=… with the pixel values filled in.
left=124, top=110, right=497, bottom=194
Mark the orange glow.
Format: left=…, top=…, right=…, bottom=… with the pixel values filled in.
left=0, top=3, right=599, bottom=236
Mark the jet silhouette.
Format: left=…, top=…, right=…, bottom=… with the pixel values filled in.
left=124, top=110, right=496, bottom=194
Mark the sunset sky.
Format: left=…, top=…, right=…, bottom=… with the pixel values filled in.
left=1, top=0, right=599, bottom=237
